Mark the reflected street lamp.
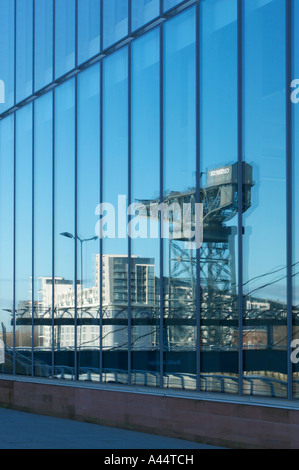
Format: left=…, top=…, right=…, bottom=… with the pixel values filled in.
left=60, top=232, right=98, bottom=300
left=60, top=232, right=98, bottom=377
left=60, top=232, right=98, bottom=331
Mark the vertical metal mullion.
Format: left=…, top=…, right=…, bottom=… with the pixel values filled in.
left=13, top=0, right=17, bottom=377
left=51, top=0, right=56, bottom=379
left=74, top=0, right=79, bottom=382
left=31, top=104, right=35, bottom=378
left=99, top=59, right=103, bottom=383
left=159, top=22, right=164, bottom=389
left=52, top=89, right=55, bottom=379
left=237, top=0, right=244, bottom=396
left=100, top=0, right=103, bottom=53
left=32, top=0, right=35, bottom=94
left=128, top=0, right=132, bottom=36
left=74, top=75, right=78, bottom=381
left=286, top=0, right=293, bottom=401
left=53, top=0, right=56, bottom=81
left=31, top=0, right=35, bottom=378
left=196, top=0, right=201, bottom=393
left=13, top=117, right=16, bottom=377
left=128, top=43, right=132, bottom=386
left=75, top=0, right=78, bottom=69
left=14, top=0, right=17, bottom=105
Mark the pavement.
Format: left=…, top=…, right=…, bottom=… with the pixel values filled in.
left=0, top=407, right=224, bottom=449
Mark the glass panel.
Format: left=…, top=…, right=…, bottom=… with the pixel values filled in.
left=293, top=1, right=299, bottom=399
left=77, top=64, right=100, bottom=382
left=35, top=0, right=53, bottom=91
left=0, top=0, right=15, bottom=113
left=131, top=29, right=160, bottom=387
left=163, top=7, right=197, bottom=390
left=78, top=0, right=101, bottom=65
left=243, top=0, right=287, bottom=398
left=16, top=0, right=33, bottom=103
left=34, top=93, right=53, bottom=378
left=103, top=0, right=128, bottom=50
left=0, top=116, right=14, bottom=374
left=55, top=0, right=75, bottom=79
left=15, top=104, right=33, bottom=376
left=200, top=0, right=239, bottom=395
left=54, top=80, right=75, bottom=380
left=102, top=47, right=128, bottom=385
left=164, top=0, right=183, bottom=13
left=132, top=0, right=159, bottom=31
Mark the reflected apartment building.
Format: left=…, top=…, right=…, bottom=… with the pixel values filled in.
left=36, top=255, right=156, bottom=352
left=1, top=0, right=299, bottom=449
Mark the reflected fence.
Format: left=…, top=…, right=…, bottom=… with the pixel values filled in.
left=0, top=300, right=296, bottom=401
left=2, top=342, right=297, bottom=399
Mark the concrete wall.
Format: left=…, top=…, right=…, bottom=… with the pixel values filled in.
left=1, top=377, right=299, bottom=449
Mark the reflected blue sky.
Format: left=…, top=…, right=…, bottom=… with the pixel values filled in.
left=0, top=0, right=297, bottom=331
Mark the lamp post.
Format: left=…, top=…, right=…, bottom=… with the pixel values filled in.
left=60, top=232, right=98, bottom=299
left=60, top=232, right=98, bottom=357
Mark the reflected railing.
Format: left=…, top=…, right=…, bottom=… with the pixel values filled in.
left=2, top=344, right=297, bottom=399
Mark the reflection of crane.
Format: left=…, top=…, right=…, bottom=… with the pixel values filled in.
left=138, top=163, right=254, bottom=348
left=8, top=163, right=256, bottom=351
left=200, top=163, right=251, bottom=332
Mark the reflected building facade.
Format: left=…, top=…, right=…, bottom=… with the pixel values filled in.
left=0, top=0, right=298, bottom=404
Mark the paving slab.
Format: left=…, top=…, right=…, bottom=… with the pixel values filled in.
left=0, top=407, right=224, bottom=449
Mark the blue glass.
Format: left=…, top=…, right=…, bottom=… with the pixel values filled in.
left=35, top=0, right=53, bottom=91
left=0, top=0, right=14, bottom=113
left=132, top=0, right=159, bottom=31
left=243, top=0, right=287, bottom=399
left=164, top=0, right=183, bottom=13
left=103, top=47, right=128, bottom=384
left=293, top=1, right=299, bottom=399
left=163, top=7, right=196, bottom=390
left=103, top=0, right=128, bottom=49
left=78, top=0, right=101, bottom=65
left=34, top=93, right=53, bottom=377
left=15, top=104, right=33, bottom=375
left=55, top=0, right=76, bottom=79
left=200, top=0, right=238, bottom=394
left=131, top=29, right=160, bottom=386
left=77, top=64, right=101, bottom=381
left=54, top=80, right=75, bottom=378
left=16, top=0, right=33, bottom=103
left=0, top=116, right=14, bottom=374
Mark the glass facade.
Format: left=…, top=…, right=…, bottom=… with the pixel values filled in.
left=0, top=0, right=298, bottom=402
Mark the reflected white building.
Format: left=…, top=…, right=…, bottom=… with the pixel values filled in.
left=37, top=255, right=156, bottom=350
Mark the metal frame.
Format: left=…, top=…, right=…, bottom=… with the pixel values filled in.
left=237, top=0, right=244, bottom=397
left=196, top=0, right=201, bottom=393
left=286, top=0, right=293, bottom=401
left=1, top=0, right=297, bottom=402
left=51, top=0, right=56, bottom=380
left=74, top=0, right=79, bottom=381
left=159, top=0, right=164, bottom=389
left=12, top=0, right=17, bottom=377
left=128, top=29, right=132, bottom=387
